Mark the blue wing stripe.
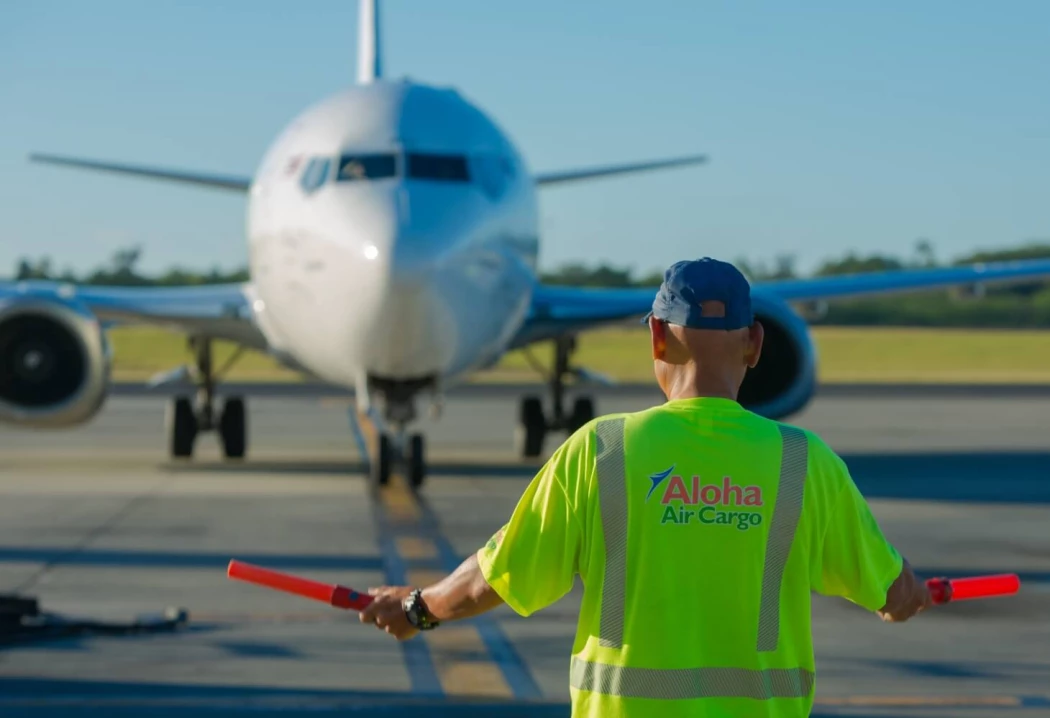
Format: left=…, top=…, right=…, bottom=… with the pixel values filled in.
left=514, top=258, right=1050, bottom=348
left=0, top=280, right=267, bottom=349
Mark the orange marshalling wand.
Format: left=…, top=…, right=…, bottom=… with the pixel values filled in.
left=926, top=573, right=1020, bottom=604
left=227, top=559, right=374, bottom=610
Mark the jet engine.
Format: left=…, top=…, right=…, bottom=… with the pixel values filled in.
left=0, top=293, right=111, bottom=428
left=736, top=294, right=818, bottom=420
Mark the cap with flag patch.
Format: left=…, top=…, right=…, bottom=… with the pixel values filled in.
left=642, top=257, right=753, bottom=330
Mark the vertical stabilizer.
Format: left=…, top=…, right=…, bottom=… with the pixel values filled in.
left=357, top=0, right=381, bottom=84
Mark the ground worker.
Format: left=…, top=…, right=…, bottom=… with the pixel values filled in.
left=360, top=257, right=932, bottom=717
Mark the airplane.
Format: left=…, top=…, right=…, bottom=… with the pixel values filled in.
left=4, top=0, right=1050, bottom=489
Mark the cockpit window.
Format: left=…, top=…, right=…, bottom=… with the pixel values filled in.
left=299, top=151, right=503, bottom=192
left=337, top=154, right=397, bottom=181
left=299, top=157, right=331, bottom=193
left=406, top=153, right=470, bottom=182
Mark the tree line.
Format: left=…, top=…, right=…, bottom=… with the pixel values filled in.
left=10, top=239, right=1050, bottom=328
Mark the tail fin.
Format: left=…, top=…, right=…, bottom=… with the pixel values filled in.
left=357, top=0, right=381, bottom=84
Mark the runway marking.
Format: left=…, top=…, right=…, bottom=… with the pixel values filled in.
left=396, top=536, right=438, bottom=560
left=424, top=625, right=514, bottom=697
left=347, top=407, right=371, bottom=463
left=383, top=485, right=422, bottom=522
left=413, top=492, right=543, bottom=700
left=355, top=409, right=540, bottom=701
left=405, top=568, right=448, bottom=588
left=361, top=412, right=442, bottom=697
left=395, top=569, right=518, bottom=697
left=378, top=476, right=513, bottom=700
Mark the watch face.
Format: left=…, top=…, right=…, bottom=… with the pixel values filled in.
left=404, top=590, right=436, bottom=629
left=404, top=592, right=422, bottom=625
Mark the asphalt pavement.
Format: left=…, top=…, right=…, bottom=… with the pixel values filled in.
left=1, top=385, right=1048, bottom=717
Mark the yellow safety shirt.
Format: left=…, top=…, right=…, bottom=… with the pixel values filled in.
left=477, top=396, right=902, bottom=717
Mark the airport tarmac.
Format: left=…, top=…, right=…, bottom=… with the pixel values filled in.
left=1, top=386, right=1048, bottom=717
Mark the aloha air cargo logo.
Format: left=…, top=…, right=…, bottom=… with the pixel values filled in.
left=647, top=465, right=764, bottom=531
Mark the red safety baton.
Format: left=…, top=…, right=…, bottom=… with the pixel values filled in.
left=926, top=573, right=1020, bottom=604
left=227, top=560, right=374, bottom=610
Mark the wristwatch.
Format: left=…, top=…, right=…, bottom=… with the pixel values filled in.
left=402, top=589, right=440, bottom=630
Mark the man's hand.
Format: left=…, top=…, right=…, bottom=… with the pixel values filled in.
left=358, top=586, right=418, bottom=641
left=356, top=554, right=504, bottom=641
left=877, top=559, right=933, bottom=623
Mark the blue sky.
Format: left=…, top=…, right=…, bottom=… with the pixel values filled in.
left=2, top=0, right=1048, bottom=278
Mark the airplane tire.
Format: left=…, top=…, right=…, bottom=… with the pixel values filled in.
left=370, top=434, right=393, bottom=489
left=568, top=395, right=596, bottom=433
left=219, top=397, right=247, bottom=459
left=516, top=396, right=546, bottom=458
left=167, top=396, right=197, bottom=459
left=406, top=433, right=426, bottom=489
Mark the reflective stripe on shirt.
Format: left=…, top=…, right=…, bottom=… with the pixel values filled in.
left=570, top=657, right=816, bottom=700
left=757, top=425, right=809, bottom=651
left=595, top=417, right=628, bottom=648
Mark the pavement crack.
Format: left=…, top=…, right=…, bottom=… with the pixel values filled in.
left=10, top=476, right=174, bottom=594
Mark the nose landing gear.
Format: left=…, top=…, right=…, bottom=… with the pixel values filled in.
left=516, top=335, right=597, bottom=459
left=165, top=337, right=247, bottom=460
left=360, top=376, right=436, bottom=490
left=369, top=430, right=426, bottom=490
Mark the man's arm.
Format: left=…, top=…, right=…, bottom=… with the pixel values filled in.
left=811, top=438, right=932, bottom=620
left=358, top=553, right=504, bottom=641
left=422, top=553, right=504, bottom=622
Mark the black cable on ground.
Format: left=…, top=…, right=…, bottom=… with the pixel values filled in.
left=0, top=594, right=189, bottom=647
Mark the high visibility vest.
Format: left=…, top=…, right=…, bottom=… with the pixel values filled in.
left=477, top=397, right=903, bottom=718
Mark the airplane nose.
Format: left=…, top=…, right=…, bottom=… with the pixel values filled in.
left=387, top=190, right=464, bottom=285
left=349, top=185, right=470, bottom=377
left=340, top=186, right=458, bottom=284
left=337, top=187, right=401, bottom=267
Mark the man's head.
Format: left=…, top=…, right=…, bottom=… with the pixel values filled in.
left=643, top=258, right=764, bottom=400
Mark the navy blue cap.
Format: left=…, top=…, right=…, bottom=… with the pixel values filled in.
left=642, top=257, right=753, bottom=330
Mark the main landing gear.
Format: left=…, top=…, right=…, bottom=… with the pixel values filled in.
left=516, top=335, right=596, bottom=459
left=362, top=377, right=435, bottom=491
left=165, top=337, right=247, bottom=460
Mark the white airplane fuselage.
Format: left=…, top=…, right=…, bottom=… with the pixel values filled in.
left=246, top=81, right=540, bottom=390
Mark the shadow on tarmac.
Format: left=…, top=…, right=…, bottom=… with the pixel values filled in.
left=843, top=451, right=1050, bottom=504
left=160, top=460, right=542, bottom=478
left=0, top=547, right=383, bottom=571
left=0, top=545, right=1044, bottom=587
left=160, top=450, right=1050, bottom=503
left=0, top=677, right=937, bottom=718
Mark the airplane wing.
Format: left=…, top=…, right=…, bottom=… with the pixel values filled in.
left=533, top=155, right=707, bottom=186
left=31, top=151, right=709, bottom=192
left=29, top=153, right=251, bottom=192
left=510, top=258, right=1050, bottom=348
left=754, top=260, right=1050, bottom=301
left=0, top=280, right=269, bottom=350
